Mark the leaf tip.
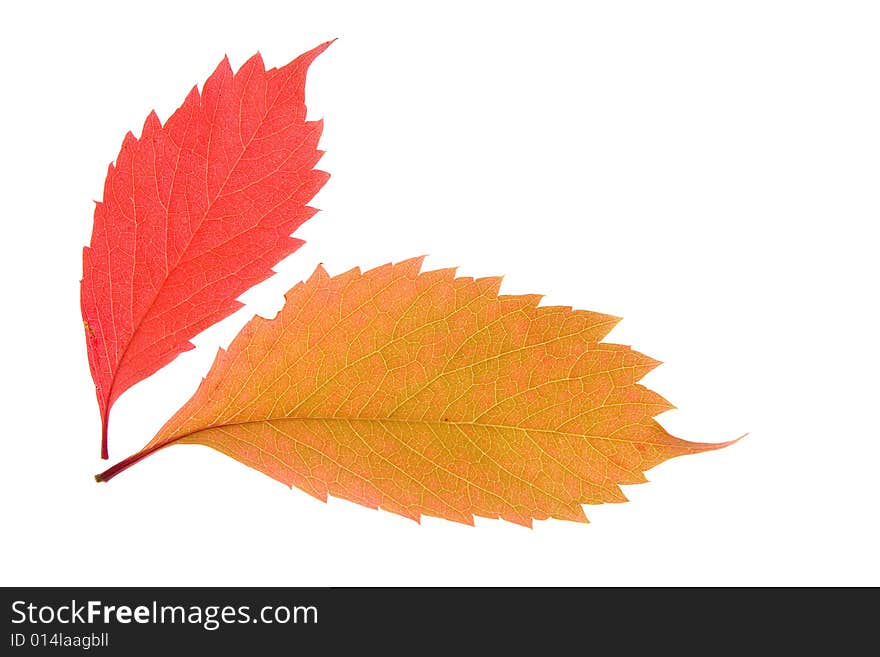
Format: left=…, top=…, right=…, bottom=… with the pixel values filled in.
left=711, top=432, right=748, bottom=450
left=313, top=38, right=337, bottom=55
left=680, top=432, right=747, bottom=455
left=723, top=432, right=748, bottom=448
left=288, top=40, right=336, bottom=72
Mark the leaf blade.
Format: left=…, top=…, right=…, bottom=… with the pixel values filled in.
left=102, top=258, right=735, bottom=526
left=81, top=42, right=332, bottom=457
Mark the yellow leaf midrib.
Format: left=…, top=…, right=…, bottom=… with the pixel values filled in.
left=178, top=414, right=669, bottom=447
left=170, top=413, right=663, bottom=499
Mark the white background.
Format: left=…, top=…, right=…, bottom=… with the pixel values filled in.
left=1, top=1, right=878, bottom=586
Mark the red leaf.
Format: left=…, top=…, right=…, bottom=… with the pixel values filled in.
left=81, top=42, right=332, bottom=458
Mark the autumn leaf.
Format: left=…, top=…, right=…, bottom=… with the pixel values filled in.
left=81, top=42, right=332, bottom=458
left=96, top=258, right=736, bottom=526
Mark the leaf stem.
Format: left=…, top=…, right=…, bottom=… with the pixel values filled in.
left=95, top=443, right=166, bottom=482
left=100, top=409, right=109, bottom=460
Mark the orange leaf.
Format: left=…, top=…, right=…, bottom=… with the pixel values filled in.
left=97, top=258, right=736, bottom=526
